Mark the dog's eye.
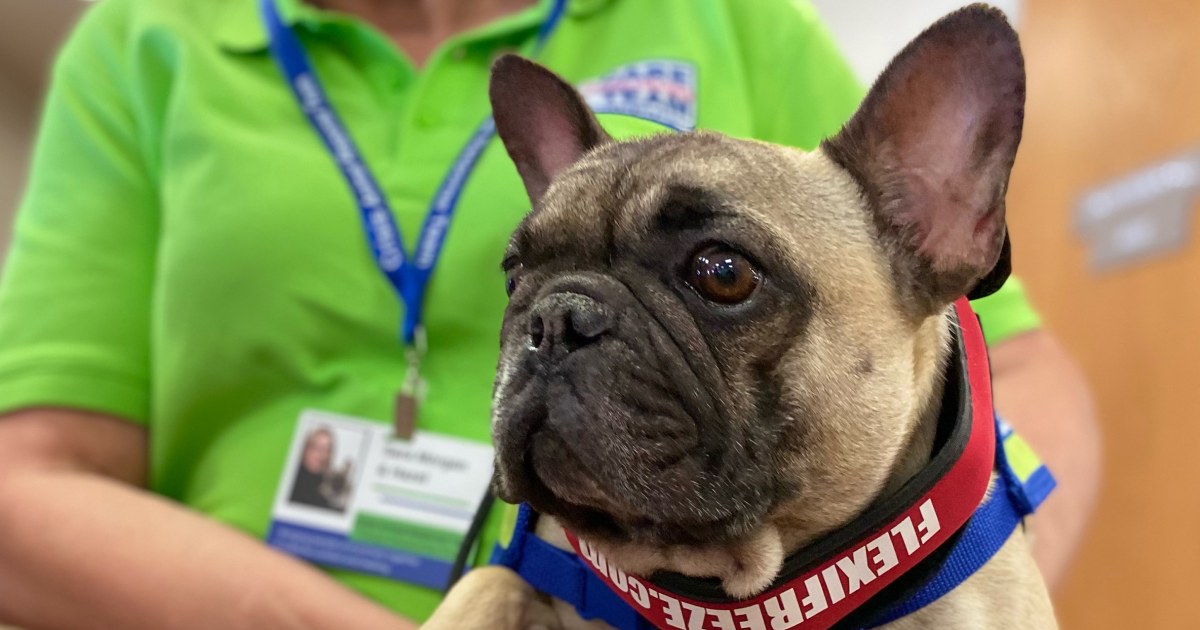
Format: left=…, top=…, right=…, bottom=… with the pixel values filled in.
left=505, top=265, right=523, bottom=297
left=688, top=246, right=760, bottom=304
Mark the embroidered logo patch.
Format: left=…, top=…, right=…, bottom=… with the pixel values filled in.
left=579, top=60, right=698, bottom=131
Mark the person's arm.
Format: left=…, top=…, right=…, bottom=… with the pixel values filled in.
left=0, top=408, right=416, bottom=630
left=0, top=3, right=414, bottom=625
left=989, top=330, right=1101, bottom=587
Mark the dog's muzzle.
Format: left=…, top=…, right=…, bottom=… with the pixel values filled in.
left=492, top=273, right=772, bottom=544
left=493, top=277, right=639, bottom=522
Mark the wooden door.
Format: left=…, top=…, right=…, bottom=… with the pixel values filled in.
left=1009, top=1, right=1200, bottom=627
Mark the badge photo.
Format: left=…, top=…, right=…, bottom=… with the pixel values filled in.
left=286, top=420, right=367, bottom=514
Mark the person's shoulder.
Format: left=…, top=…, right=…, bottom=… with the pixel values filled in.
left=82, top=0, right=235, bottom=29
left=65, top=0, right=236, bottom=58
left=696, top=0, right=826, bottom=34
left=678, top=0, right=842, bottom=72
left=600, top=0, right=824, bottom=38
left=724, top=0, right=823, bottom=20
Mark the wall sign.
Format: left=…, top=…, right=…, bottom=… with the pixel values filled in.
left=1076, top=147, right=1200, bottom=270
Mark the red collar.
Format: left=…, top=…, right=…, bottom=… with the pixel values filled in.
left=564, top=298, right=996, bottom=630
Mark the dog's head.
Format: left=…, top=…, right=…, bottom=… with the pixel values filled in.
left=489, top=6, right=1023, bottom=594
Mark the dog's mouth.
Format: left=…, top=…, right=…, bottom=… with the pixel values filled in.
left=519, top=423, right=634, bottom=540
left=493, top=361, right=776, bottom=546
left=494, top=383, right=637, bottom=540
left=491, top=275, right=781, bottom=547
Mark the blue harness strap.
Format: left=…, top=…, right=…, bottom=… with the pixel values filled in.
left=868, top=416, right=1055, bottom=625
left=490, top=505, right=655, bottom=629
left=492, top=416, right=1054, bottom=630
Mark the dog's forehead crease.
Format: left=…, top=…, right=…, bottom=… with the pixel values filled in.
left=514, top=132, right=794, bottom=266
left=513, top=171, right=617, bottom=266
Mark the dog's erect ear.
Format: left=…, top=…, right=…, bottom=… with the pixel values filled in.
left=823, top=6, right=1024, bottom=313
left=489, top=54, right=611, bottom=204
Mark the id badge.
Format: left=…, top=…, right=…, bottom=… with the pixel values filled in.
left=267, top=409, right=494, bottom=589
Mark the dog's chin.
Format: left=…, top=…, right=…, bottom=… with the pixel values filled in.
left=506, top=430, right=787, bottom=598
left=492, top=424, right=635, bottom=542
left=496, top=424, right=766, bottom=548
left=523, top=427, right=638, bottom=538
left=494, top=348, right=776, bottom=549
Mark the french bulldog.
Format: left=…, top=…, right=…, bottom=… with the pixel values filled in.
left=427, top=5, right=1055, bottom=629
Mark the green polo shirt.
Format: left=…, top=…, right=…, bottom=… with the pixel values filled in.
left=0, top=0, right=1039, bottom=621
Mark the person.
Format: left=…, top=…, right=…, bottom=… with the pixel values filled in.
left=0, top=0, right=1099, bottom=627
left=290, top=427, right=338, bottom=510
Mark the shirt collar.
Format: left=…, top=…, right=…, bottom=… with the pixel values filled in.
left=216, top=0, right=613, bottom=55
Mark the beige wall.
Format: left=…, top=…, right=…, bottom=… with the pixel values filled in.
left=1008, top=0, right=1200, bottom=625
left=0, top=0, right=84, bottom=269
left=0, top=76, right=37, bottom=258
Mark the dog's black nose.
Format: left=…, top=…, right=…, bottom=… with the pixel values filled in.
left=528, top=292, right=612, bottom=355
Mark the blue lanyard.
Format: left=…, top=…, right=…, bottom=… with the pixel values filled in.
left=259, top=0, right=568, bottom=347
